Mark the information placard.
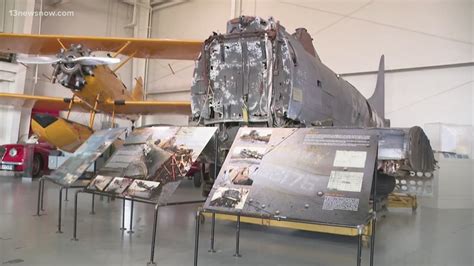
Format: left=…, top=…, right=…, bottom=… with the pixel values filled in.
left=85, top=126, right=217, bottom=204
left=204, top=128, right=378, bottom=226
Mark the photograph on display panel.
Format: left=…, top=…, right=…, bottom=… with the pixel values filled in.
left=87, top=175, right=114, bottom=191
left=223, top=164, right=259, bottom=186
left=209, top=187, right=250, bottom=210
left=105, top=177, right=133, bottom=194
left=124, top=179, right=161, bottom=199
left=147, top=127, right=216, bottom=183
left=239, top=129, right=272, bottom=144
left=230, top=146, right=266, bottom=163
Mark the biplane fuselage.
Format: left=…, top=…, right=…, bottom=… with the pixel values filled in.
left=76, top=66, right=137, bottom=108
left=30, top=65, right=142, bottom=152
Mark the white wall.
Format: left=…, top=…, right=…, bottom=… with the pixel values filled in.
left=0, top=62, right=29, bottom=144
left=142, top=0, right=231, bottom=126
left=0, top=0, right=34, bottom=144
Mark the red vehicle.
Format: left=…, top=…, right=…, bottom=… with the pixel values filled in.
left=187, top=161, right=203, bottom=188
left=0, top=142, right=53, bottom=177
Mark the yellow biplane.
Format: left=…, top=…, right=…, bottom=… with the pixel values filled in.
left=0, top=33, right=202, bottom=152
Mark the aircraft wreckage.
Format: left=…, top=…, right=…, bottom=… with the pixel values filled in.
left=190, top=16, right=436, bottom=196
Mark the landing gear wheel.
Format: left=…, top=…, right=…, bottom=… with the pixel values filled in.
left=32, top=154, right=43, bottom=178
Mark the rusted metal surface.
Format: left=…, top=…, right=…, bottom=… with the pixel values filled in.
left=191, top=16, right=386, bottom=128
left=190, top=17, right=436, bottom=194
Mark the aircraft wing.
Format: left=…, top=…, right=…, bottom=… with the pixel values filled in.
left=0, top=33, right=202, bottom=60
left=103, top=100, right=191, bottom=116
left=0, top=92, right=90, bottom=111
left=0, top=93, right=191, bottom=116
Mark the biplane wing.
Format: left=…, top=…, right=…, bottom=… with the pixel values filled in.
left=0, top=33, right=202, bottom=60
left=0, top=92, right=191, bottom=116
left=103, top=100, right=191, bottom=116
left=0, top=92, right=90, bottom=111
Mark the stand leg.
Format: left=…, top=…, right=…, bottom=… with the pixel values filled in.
left=120, top=199, right=127, bottom=231
left=90, top=193, right=95, bottom=215
left=194, top=210, right=201, bottom=266
left=65, top=188, right=69, bottom=201
left=209, top=212, right=216, bottom=253
left=233, top=214, right=241, bottom=257
left=36, top=178, right=43, bottom=216
left=127, top=200, right=134, bottom=234
left=72, top=191, right=80, bottom=241
left=147, top=205, right=159, bottom=266
left=357, top=233, right=362, bottom=266
left=370, top=218, right=376, bottom=266
left=40, top=178, right=45, bottom=211
left=56, top=188, right=63, bottom=233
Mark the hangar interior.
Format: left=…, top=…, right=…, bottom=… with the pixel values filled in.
left=0, top=0, right=472, bottom=266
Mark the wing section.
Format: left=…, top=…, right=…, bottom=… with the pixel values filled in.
left=103, top=100, right=191, bottom=116
left=0, top=92, right=90, bottom=112
left=0, top=33, right=202, bottom=60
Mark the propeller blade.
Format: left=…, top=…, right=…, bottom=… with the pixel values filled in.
left=16, top=55, right=60, bottom=64
left=71, top=56, right=120, bottom=65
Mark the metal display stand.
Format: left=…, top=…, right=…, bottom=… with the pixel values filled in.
left=35, top=177, right=93, bottom=233
left=194, top=210, right=377, bottom=266
left=72, top=189, right=206, bottom=266
left=34, top=127, right=126, bottom=232
left=194, top=170, right=378, bottom=266
left=69, top=127, right=219, bottom=266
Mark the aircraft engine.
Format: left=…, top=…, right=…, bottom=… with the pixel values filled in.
left=53, top=44, right=94, bottom=91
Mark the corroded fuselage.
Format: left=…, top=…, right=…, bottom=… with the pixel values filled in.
left=191, top=17, right=386, bottom=129
left=191, top=17, right=436, bottom=196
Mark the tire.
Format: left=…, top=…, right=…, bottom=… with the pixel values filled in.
left=374, top=172, right=396, bottom=196
left=193, top=169, right=203, bottom=188
left=32, top=154, right=43, bottom=178
left=202, top=163, right=220, bottom=197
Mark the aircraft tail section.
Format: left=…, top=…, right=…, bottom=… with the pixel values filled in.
left=368, top=55, right=386, bottom=120
left=132, top=77, right=144, bottom=101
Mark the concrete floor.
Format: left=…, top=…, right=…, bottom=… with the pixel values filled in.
left=0, top=176, right=472, bottom=266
